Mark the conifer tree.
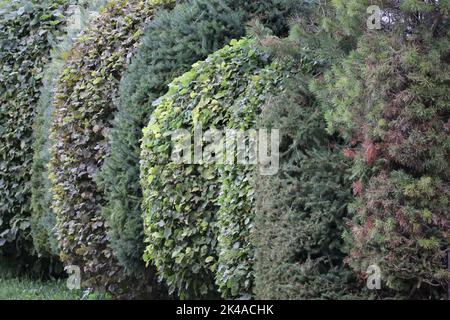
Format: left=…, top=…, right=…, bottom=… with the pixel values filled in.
left=252, top=38, right=362, bottom=299
left=314, top=0, right=450, bottom=298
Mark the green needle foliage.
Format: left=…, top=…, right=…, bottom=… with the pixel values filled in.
left=252, top=49, right=361, bottom=299
left=314, top=0, right=450, bottom=299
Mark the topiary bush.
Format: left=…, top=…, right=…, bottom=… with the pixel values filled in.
left=314, top=2, right=450, bottom=298
left=0, top=0, right=70, bottom=267
left=140, top=38, right=285, bottom=298
left=214, top=63, right=286, bottom=299
left=49, top=0, right=168, bottom=295
left=31, top=0, right=108, bottom=260
left=98, top=0, right=245, bottom=279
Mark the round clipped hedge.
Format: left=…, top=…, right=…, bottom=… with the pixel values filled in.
left=315, top=14, right=450, bottom=298
left=0, top=0, right=70, bottom=264
left=98, top=0, right=246, bottom=279
left=49, top=0, right=166, bottom=294
left=140, top=38, right=285, bottom=298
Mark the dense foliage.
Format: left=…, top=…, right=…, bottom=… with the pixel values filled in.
left=140, top=38, right=283, bottom=298
left=0, top=0, right=448, bottom=301
left=215, top=63, right=286, bottom=298
left=314, top=0, right=450, bottom=298
left=99, top=0, right=307, bottom=282
left=253, top=71, right=360, bottom=299
left=98, top=0, right=245, bottom=279
left=0, top=0, right=70, bottom=267
left=49, top=0, right=166, bottom=294
left=31, top=0, right=108, bottom=259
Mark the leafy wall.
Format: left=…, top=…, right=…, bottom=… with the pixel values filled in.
left=49, top=0, right=166, bottom=294
left=0, top=0, right=70, bottom=266
left=31, top=0, right=108, bottom=259
left=140, top=38, right=284, bottom=298
left=98, top=0, right=246, bottom=278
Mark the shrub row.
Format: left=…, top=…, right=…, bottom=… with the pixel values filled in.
left=2, top=0, right=447, bottom=300
left=99, top=0, right=306, bottom=283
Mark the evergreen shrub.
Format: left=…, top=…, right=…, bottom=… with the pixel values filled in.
left=314, top=2, right=450, bottom=298
left=253, top=69, right=360, bottom=299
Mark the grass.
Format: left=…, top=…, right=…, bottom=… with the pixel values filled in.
left=0, top=276, right=83, bottom=300
left=0, top=260, right=112, bottom=300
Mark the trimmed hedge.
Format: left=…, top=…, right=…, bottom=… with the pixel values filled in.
left=49, top=0, right=165, bottom=294
left=0, top=0, right=69, bottom=264
left=31, top=0, right=108, bottom=259
left=98, top=0, right=246, bottom=279
left=215, top=63, right=286, bottom=298
left=140, top=38, right=284, bottom=298
left=314, top=4, right=450, bottom=298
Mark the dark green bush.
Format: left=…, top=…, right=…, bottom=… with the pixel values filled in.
left=49, top=0, right=168, bottom=295
left=314, top=1, right=450, bottom=298
left=140, top=38, right=284, bottom=298
left=253, top=68, right=362, bottom=299
left=0, top=0, right=69, bottom=265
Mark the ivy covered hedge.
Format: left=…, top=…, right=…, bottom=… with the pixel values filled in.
left=31, top=0, right=108, bottom=260
left=215, top=63, right=286, bottom=298
left=314, top=2, right=450, bottom=298
left=49, top=0, right=167, bottom=294
left=0, top=0, right=70, bottom=264
left=140, top=38, right=284, bottom=298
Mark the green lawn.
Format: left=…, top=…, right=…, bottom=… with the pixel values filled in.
left=0, top=276, right=83, bottom=300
